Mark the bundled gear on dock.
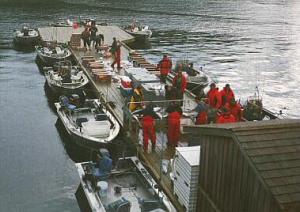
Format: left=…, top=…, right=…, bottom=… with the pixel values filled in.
left=243, top=97, right=265, bottom=121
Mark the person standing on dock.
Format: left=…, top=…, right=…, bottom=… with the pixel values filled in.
left=135, top=103, right=160, bottom=153
left=129, top=84, right=144, bottom=112
left=110, top=37, right=121, bottom=69
left=172, top=67, right=187, bottom=106
left=90, top=20, right=98, bottom=48
left=157, top=54, right=172, bottom=83
left=81, top=26, right=91, bottom=50
left=166, top=102, right=182, bottom=147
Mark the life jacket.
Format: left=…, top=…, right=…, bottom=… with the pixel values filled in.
left=207, top=88, right=222, bottom=109
left=129, top=88, right=143, bottom=111
left=158, top=58, right=172, bottom=75
left=220, top=88, right=235, bottom=106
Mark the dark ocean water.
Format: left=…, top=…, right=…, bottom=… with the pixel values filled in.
left=0, top=0, right=299, bottom=211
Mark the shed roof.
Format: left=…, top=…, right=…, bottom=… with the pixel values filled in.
left=185, top=119, right=300, bottom=211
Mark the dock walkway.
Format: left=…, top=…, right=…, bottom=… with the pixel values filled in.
left=38, top=25, right=197, bottom=211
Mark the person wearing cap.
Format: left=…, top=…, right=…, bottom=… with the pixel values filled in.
left=166, top=102, right=182, bottom=147
left=220, top=84, right=235, bottom=106
left=129, top=84, right=144, bottom=112
left=207, top=82, right=222, bottom=109
left=172, top=65, right=187, bottom=105
left=216, top=107, right=236, bottom=124
left=225, top=98, right=242, bottom=121
left=157, top=54, right=172, bottom=83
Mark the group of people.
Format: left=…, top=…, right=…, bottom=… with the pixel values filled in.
left=128, top=53, right=244, bottom=153
left=192, top=83, right=243, bottom=124
left=81, top=20, right=104, bottom=51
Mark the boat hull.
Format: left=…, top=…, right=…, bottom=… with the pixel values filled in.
left=37, top=52, right=72, bottom=66
left=55, top=100, right=120, bottom=149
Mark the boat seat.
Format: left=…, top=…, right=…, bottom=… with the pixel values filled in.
left=76, top=117, right=88, bottom=127
left=105, top=197, right=131, bottom=212
left=138, top=199, right=166, bottom=212
left=59, top=96, right=76, bottom=110
left=95, top=113, right=108, bottom=121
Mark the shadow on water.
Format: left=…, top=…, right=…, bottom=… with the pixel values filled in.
left=128, top=39, right=152, bottom=50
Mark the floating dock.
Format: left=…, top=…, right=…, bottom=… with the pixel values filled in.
left=39, top=25, right=196, bottom=211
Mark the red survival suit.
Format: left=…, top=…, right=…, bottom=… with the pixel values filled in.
left=207, top=87, right=222, bottom=109
left=139, top=106, right=159, bottom=152
left=166, top=104, right=182, bottom=146
left=225, top=102, right=242, bottom=122
left=220, top=87, right=235, bottom=106
left=216, top=112, right=236, bottom=124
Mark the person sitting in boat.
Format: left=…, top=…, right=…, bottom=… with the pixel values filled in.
left=216, top=107, right=236, bottom=124
left=93, top=151, right=113, bottom=178
left=225, top=98, right=243, bottom=122
left=189, top=96, right=209, bottom=125
left=220, top=84, right=235, bottom=107
left=22, top=26, right=29, bottom=36
left=157, top=54, right=172, bottom=83
left=207, top=82, right=222, bottom=109
left=129, top=84, right=144, bottom=112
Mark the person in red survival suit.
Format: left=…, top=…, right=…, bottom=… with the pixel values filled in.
left=207, top=82, right=222, bottom=109
left=135, top=103, right=160, bottom=153
left=166, top=102, right=183, bottom=147
left=172, top=67, right=187, bottom=106
left=220, top=84, right=235, bottom=106
left=157, top=54, right=172, bottom=83
left=111, top=43, right=121, bottom=69
left=216, top=107, right=236, bottom=124
left=225, top=98, right=243, bottom=122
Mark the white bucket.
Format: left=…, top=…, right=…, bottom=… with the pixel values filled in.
left=97, top=181, right=108, bottom=197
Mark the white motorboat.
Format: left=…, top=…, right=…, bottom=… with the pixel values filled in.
left=75, top=149, right=176, bottom=212
left=13, top=26, right=41, bottom=48
left=44, top=61, right=89, bottom=94
left=35, top=43, right=72, bottom=66
left=55, top=98, right=120, bottom=149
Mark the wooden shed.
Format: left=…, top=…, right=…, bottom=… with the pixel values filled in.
left=184, top=119, right=300, bottom=212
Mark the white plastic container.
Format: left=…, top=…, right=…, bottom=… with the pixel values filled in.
left=97, top=181, right=108, bottom=197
